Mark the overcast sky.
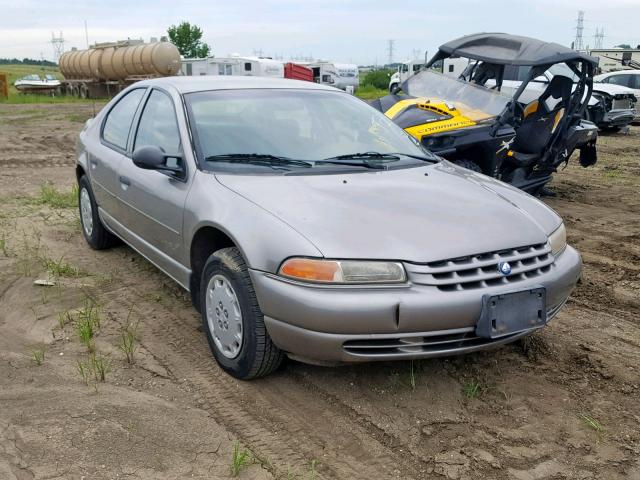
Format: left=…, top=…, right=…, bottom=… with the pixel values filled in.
left=2, top=0, right=639, bottom=64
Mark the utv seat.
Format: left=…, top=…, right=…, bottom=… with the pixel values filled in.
left=509, top=75, right=573, bottom=166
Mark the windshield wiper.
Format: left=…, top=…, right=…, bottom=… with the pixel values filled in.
left=388, top=152, right=440, bottom=163
left=323, top=152, right=401, bottom=161
left=204, top=153, right=313, bottom=168
left=315, top=159, right=388, bottom=170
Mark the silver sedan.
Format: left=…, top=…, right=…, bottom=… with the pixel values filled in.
left=76, top=76, right=581, bottom=379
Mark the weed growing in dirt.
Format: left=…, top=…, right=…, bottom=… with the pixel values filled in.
left=118, top=307, right=140, bottom=364
left=31, top=349, right=45, bottom=366
left=75, top=298, right=101, bottom=352
left=0, top=234, right=7, bottom=256
left=579, top=413, right=604, bottom=437
left=57, top=310, right=72, bottom=330
left=77, top=353, right=111, bottom=391
left=35, top=183, right=78, bottom=209
left=43, top=256, right=80, bottom=278
left=16, top=229, right=42, bottom=275
left=308, top=460, right=319, bottom=480
left=230, top=441, right=251, bottom=477
left=463, top=380, right=482, bottom=399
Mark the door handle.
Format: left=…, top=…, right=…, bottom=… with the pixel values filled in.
left=119, top=175, right=131, bottom=186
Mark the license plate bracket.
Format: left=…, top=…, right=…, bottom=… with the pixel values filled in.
left=476, top=287, right=547, bottom=339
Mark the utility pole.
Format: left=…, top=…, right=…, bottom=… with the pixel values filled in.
left=51, top=31, right=65, bottom=62
left=387, top=39, right=395, bottom=66
left=574, top=11, right=585, bottom=51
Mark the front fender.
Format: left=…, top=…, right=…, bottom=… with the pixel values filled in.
left=183, top=171, right=323, bottom=273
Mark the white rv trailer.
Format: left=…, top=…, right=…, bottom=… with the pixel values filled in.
left=181, top=56, right=284, bottom=78
left=301, top=61, right=359, bottom=91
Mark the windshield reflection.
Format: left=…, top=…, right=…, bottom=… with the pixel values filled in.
left=403, top=70, right=511, bottom=122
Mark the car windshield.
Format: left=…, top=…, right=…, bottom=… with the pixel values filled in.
left=403, top=70, right=511, bottom=122
left=184, top=89, right=435, bottom=171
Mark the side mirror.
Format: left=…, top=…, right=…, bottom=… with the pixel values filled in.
left=132, top=146, right=184, bottom=177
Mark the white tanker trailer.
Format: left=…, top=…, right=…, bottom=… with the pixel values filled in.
left=58, top=38, right=181, bottom=98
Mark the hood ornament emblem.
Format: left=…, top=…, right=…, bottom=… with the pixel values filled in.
left=498, top=261, right=512, bottom=276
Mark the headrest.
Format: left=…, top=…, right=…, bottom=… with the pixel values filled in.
left=542, top=75, right=573, bottom=101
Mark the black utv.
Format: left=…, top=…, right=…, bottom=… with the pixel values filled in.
left=372, top=33, right=599, bottom=194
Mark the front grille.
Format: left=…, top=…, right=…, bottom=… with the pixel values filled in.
left=612, top=98, right=633, bottom=110
left=405, top=243, right=553, bottom=291
left=343, top=328, right=518, bottom=356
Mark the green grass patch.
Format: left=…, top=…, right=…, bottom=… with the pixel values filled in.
left=355, top=84, right=387, bottom=100
left=579, top=413, right=604, bottom=436
left=43, top=256, right=80, bottom=277
left=230, top=441, right=251, bottom=477
left=31, top=348, right=45, bottom=366
left=34, top=183, right=78, bottom=209
left=463, top=380, right=482, bottom=399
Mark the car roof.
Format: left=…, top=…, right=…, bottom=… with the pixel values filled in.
left=134, top=75, right=341, bottom=94
left=596, top=70, right=640, bottom=76
left=429, top=33, right=598, bottom=67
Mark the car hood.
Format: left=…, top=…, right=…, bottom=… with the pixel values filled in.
left=215, top=162, right=561, bottom=263
left=593, top=83, right=636, bottom=97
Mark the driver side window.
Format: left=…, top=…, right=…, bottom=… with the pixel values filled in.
left=134, top=89, right=182, bottom=157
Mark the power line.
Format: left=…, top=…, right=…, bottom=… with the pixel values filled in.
left=387, top=39, right=395, bottom=65
left=51, top=31, right=64, bottom=62
left=574, top=11, right=585, bottom=51
left=593, top=27, right=605, bottom=50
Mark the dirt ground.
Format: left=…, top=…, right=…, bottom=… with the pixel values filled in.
left=0, top=103, right=638, bottom=480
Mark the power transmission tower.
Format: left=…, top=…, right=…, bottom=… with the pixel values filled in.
left=574, top=11, right=585, bottom=51
left=51, top=31, right=65, bottom=62
left=387, top=39, right=395, bottom=65
left=593, top=27, right=605, bottom=50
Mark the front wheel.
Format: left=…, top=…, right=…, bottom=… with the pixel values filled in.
left=200, top=247, right=284, bottom=380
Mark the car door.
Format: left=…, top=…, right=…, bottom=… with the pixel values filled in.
left=115, top=87, right=191, bottom=284
left=90, top=88, right=146, bottom=217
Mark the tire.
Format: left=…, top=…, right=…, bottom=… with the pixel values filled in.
left=453, top=158, right=482, bottom=173
left=200, top=247, right=284, bottom=380
left=78, top=175, right=119, bottom=250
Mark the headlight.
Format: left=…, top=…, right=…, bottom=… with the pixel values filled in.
left=548, top=224, right=567, bottom=256
left=278, top=258, right=407, bottom=284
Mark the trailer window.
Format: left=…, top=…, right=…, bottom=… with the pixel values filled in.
left=102, top=88, right=146, bottom=150
left=244, top=63, right=252, bottom=72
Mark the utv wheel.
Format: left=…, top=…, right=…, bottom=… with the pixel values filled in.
left=78, top=175, right=119, bottom=250
left=200, top=247, right=284, bottom=380
left=453, top=159, right=482, bottom=173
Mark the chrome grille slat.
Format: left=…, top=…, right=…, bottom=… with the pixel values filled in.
left=405, top=243, right=553, bottom=291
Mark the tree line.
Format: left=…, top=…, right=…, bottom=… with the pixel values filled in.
left=0, top=58, right=57, bottom=66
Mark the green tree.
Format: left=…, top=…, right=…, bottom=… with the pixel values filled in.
left=167, top=21, right=211, bottom=58
left=614, top=44, right=631, bottom=49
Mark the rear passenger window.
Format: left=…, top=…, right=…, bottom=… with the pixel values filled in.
left=102, top=89, right=145, bottom=150
left=134, top=90, right=182, bottom=155
left=608, top=74, right=632, bottom=88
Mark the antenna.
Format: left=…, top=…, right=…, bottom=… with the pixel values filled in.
left=51, top=31, right=65, bottom=62
left=387, top=39, right=395, bottom=65
left=574, top=11, right=585, bottom=51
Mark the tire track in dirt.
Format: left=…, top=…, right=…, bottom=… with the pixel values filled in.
left=102, top=282, right=424, bottom=480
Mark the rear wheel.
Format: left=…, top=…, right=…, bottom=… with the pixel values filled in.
left=200, top=247, right=284, bottom=380
left=78, top=175, right=119, bottom=250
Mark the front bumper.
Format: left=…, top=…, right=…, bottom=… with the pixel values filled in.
left=600, top=109, right=635, bottom=128
left=250, top=246, right=582, bottom=363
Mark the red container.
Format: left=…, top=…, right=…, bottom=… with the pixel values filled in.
left=284, top=63, right=313, bottom=82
